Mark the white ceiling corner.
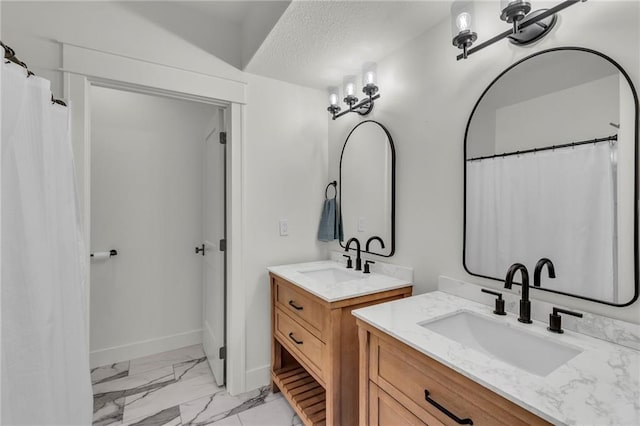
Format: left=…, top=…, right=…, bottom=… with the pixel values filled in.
left=177, top=0, right=263, bottom=24
left=170, top=1, right=292, bottom=68
left=245, top=0, right=453, bottom=90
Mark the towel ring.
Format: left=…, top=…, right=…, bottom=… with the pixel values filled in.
left=325, top=181, right=337, bottom=200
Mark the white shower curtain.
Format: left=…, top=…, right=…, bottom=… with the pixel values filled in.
left=1, top=59, right=92, bottom=424
left=466, top=142, right=616, bottom=301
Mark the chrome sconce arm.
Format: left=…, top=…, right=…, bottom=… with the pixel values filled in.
left=329, top=93, right=381, bottom=120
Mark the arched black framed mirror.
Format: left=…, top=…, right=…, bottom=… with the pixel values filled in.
left=340, top=120, right=395, bottom=257
left=463, top=47, right=638, bottom=307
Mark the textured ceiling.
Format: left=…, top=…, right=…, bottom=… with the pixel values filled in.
left=245, top=0, right=452, bottom=90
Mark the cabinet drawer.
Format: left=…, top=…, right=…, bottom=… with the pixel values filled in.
left=275, top=308, right=325, bottom=379
left=371, top=337, right=550, bottom=426
left=369, top=382, right=434, bottom=426
left=274, top=277, right=327, bottom=340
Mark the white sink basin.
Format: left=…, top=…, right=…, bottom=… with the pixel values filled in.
left=419, top=311, right=582, bottom=377
left=299, top=267, right=364, bottom=284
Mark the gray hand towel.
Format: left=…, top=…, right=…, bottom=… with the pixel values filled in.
left=317, top=198, right=343, bottom=242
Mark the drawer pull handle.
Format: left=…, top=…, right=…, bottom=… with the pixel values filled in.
left=288, top=332, right=303, bottom=345
left=288, top=300, right=304, bottom=310
left=424, top=390, right=473, bottom=425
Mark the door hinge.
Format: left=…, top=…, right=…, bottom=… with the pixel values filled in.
left=219, top=239, right=227, bottom=251
left=219, top=346, right=226, bottom=360
left=219, top=132, right=227, bottom=145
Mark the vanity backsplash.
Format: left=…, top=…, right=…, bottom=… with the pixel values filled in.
left=439, top=276, right=640, bottom=351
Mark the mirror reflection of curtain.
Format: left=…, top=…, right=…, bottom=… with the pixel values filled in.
left=466, top=142, right=617, bottom=301
left=1, top=62, right=92, bottom=424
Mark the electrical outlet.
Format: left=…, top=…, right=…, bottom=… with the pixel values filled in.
left=357, top=217, right=366, bottom=232
left=279, top=219, right=289, bottom=236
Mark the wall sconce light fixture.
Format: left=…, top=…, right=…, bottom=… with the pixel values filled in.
left=327, top=62, right=381, bottom=120
left=451, top=1, right=478, bottom=60
left=452, top=0, right=587, bottom=61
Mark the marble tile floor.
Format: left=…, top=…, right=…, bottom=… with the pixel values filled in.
left=91, top=345, right=302, bottom=426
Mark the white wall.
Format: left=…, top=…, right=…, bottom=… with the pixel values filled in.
left=242, top=73, right=328, bottom=388
left=328, top=0, right=640, bottom=323
left=0, top=1, right=245, bottom=98
left=90, top=87, right=216, bottom=365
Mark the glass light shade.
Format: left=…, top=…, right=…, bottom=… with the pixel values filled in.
left=328, top=86, right=340, bottom=106
left=456, top=12, right=472, bottom=32
left=450, top=0, right=476, bottom=38
left=362, top=62, right=377, bottom=87
left=343, top=75, right=357, bottom=98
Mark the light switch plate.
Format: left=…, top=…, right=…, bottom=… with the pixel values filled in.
left=357, top=217, right=366, bottom=232
left=279, top=219, right=289, bottom=236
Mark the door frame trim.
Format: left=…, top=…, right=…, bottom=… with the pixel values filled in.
left=63, top=44, right=247, bottom=395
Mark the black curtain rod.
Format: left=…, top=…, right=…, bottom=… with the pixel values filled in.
left=467, top=134, right=618, bottom=162
left=1, top=40, right=67, bottom=107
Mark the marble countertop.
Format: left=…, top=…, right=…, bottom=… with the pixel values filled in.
left=352, top=291, right=640, bottom=426
left=267, top=260, right=412, bottom=302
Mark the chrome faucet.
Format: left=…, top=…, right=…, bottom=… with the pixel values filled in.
left=504, top=263, right=532, bottom=324
left=344, top=237, right=362, bottom=271
left=365, top=236, right=385, bottom=252
left=533, top=258, right=555, bottom=288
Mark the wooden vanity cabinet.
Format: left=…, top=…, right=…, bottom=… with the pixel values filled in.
left=357, top=320, right=552, bottom=426
left=270, top=273, right=412, bottom=426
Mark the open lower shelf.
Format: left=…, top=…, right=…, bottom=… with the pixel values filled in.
left=272, top=365, right=327, bottom=426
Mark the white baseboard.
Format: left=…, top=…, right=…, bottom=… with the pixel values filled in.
left=245, top=364, right=270, bottom=392
left=90, top=328, right=202, bottom=368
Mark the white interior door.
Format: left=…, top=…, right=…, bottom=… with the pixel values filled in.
left=202, top=108, right=226, bottom=386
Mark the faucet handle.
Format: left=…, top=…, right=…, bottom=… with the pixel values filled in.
left=363, top=260, right=375, bottom=274
left=548, top=307, right=583, bottom=333
left=481, top=289, right=506, bottom=316
left=343, top=254, right=353, bottom=269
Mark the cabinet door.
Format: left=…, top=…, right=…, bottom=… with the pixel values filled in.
left=369, top=383, right=434, bottom=426
left=371, top=336, right=550, bottom=426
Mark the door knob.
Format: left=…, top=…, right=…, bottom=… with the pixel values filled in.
left=195, top=244, right=205, bottom=256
